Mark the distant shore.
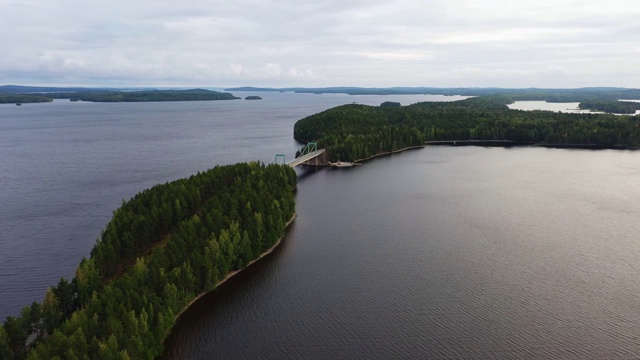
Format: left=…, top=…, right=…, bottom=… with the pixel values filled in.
left=424, top=140, right=636, bottom=150
left=295, top=137, right=636, bottom=168
left=353, top=145, right=425, bottom=163
left=350, top=140, right=636, bottom=164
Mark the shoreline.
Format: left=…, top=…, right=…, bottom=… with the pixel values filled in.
left=353, top=145, right=426, bottom=163
left=170, top=213, right=298, bottom=324
left=424, top=140, right=636, bottom=150
left=349, top=140, right=637, bottom=164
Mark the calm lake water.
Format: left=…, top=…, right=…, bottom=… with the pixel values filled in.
left=508, top=100, right=640, bottom=115
left=0, top=92, right=459, bottom=320
left=3, top=93, right=640, bottom=359
left=163, top=146, right=640, bottom=359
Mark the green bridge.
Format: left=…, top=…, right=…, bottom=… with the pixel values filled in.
left=274, top=142, right=326, bottom=167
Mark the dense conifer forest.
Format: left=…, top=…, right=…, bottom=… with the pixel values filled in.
left=0, top=163, right=296, bottom=360
left=293, top=97, right=640, bottom=162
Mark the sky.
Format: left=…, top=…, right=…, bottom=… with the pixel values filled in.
left=1, top=0, right=639, bottom=88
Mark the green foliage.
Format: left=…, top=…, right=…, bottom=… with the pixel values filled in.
left=0, top=326, right=13, bottom=360
left=0, top=89, right=239, bottom=104
left=47, top=89, right=240, bottom=102
left=380, top=101, right=401, bottom=107
left=293, top=98, right=640, bottom=162
left=3, top=163, right=296, bottom=360
left=0, top=94, right=52, bottom=104
left=579, top=100, right=640, bottom=114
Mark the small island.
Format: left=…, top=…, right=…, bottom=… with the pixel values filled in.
left=245, top=96, right=263, bottom=100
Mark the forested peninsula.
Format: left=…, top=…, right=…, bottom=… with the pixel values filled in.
left=0, top=163, right=296, bottom=360
left=293, top=97, right=640, bottom=162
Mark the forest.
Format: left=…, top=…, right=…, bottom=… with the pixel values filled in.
left=47, top=89, right=239, bottom=102
left=0, top=162, right=296, bottom=360
left=578, top=100, right=640, bottom=114
left=0, top=94, right=52, bottom=104
left=293, top=97, right=640, bottom=162
left=0, top=89, right=239, bottom=104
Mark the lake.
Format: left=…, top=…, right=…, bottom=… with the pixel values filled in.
left=0, top=92, right=461, bottom=320
left=2, top=93, right=640, bottom=359
left=163, top=146, right=640, bottom=359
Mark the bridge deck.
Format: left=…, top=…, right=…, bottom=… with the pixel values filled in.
left=287, top=149, right=326, bottom=167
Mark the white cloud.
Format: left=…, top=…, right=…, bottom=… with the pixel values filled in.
left=1, top=0, right=639, bottom=87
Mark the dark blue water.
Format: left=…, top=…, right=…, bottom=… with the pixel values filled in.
left=4, top=93, right=640, bottom=359
left=0, top=92, right=454, bottom=320
left=163, top=146, right=640, bottom=359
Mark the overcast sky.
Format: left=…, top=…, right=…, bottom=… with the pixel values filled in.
left=2, top=0, right=639, bottom=88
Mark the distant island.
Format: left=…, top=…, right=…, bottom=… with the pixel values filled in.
left=50, top=89, right=240, bottom=102
left=0, top=94, right=52, bottom=104
left=0, top=86, right=239, bottom=103
left=245, top=96, right=262, bottom=100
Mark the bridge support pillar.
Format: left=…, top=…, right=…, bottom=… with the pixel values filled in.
left=274, top=154, right=286, bottom=165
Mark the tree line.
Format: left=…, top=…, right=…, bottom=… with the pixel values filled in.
left=578, top=100, right=640, bottom=114
left=0, top=94, right=52, bottom=104
left=0, top=89, right=239, bottom=104
left=293, top=97, right=640, bottom=162
left=1, top=162, right=296, bottom=360
left=48, top=89, right=240, bottom=102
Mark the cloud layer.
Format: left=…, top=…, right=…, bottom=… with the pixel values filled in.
left=1, top=0, right=639, bottom=87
